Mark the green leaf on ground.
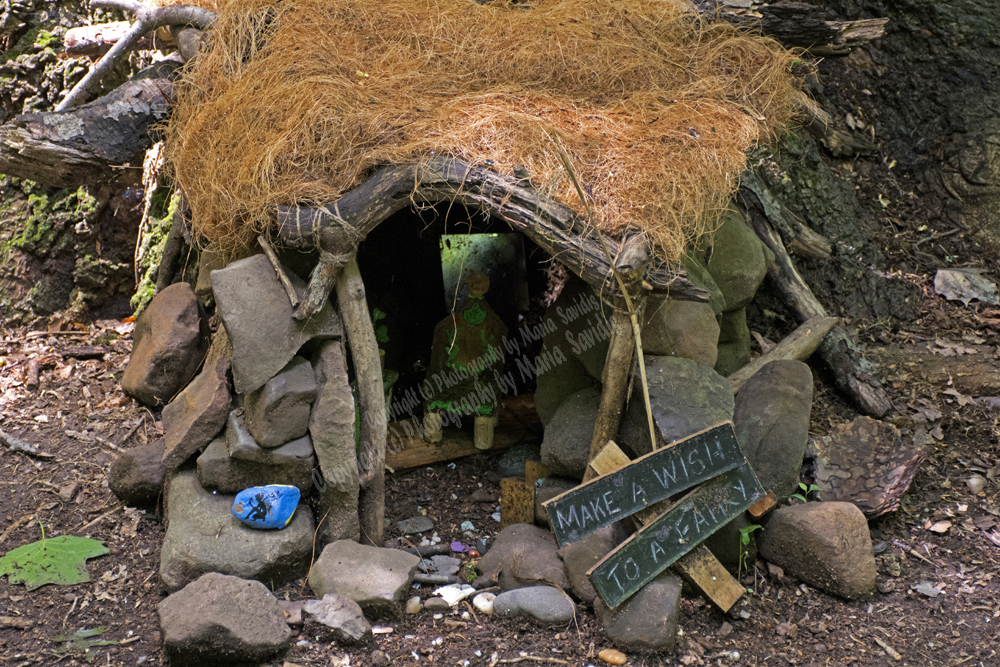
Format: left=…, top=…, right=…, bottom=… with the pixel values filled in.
left=53, top=627, right=118, bottom=663
left=0, top=535, right=109, bottom=590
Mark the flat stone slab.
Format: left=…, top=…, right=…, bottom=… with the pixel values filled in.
left=397, top=516, right=435, bottom=535
left=308, top=541, right=419, bottom=619
left=160, top=470, right=314, bottom=593
left=158, top=572, right=291, bottom=666
left=474, top=523, right=569, bottom=591
left=212, top=254, right=342, bottom=395
left=161, top=356, right=232, bottom=471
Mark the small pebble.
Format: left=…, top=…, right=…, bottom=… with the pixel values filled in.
left=372, top=650, right=389, bottom=666
left=473, top=592, right=496, bottom=615
left=405, top=596, right=422, bottom=614
left=461, top=611, right=470, bottom=620
left=718, top=621, right=733, bottom=637
left=468, top=549, right=480, bottom=559
left=424, top=597, right=450, bottom=612
left=433, top=613, right=443, bottom=620
left=598, top=648, right=627, bottom=665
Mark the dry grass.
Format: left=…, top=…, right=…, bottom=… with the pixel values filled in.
left=161, top=0, right=800, bottom=261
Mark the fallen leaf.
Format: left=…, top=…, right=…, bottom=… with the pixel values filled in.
left=935, top=269, right=1000, bottom=306
left=911, top=582, right=945, bottom=597
left=928, top=521, right=952, bottom=534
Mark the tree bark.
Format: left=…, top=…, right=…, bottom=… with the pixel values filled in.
left=336, top=256, right=386, bottom=547
left=0, top=58, right=181, bottom=188
left=275, top=158, right=709, bottom=319
left=696, top=1, right=888, bottom=56
left=64, top=21, right=158, bottom=58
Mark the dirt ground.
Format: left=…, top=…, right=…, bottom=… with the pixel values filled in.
left=2, top=247, right=1000, bottom=667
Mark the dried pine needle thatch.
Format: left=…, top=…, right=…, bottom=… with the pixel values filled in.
left=163, top=0, right=800, bottom=261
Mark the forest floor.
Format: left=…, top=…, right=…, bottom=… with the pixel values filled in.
left=2, top=253, right=1000, bottom=667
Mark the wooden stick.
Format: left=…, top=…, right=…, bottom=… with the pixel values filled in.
left=583, top=307, right=636, bottom=483
left=257, top=235, right=300, bottom=309
left=336, top=256, right=386, bottom=547
left=0, top=428, right=55, bottom=459
left=740, top=199, right=892, bottom=417
left=728, top=315, right=838, bottom=393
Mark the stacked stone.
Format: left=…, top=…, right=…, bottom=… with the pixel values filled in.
left=114, top=254, right=361, bottom=593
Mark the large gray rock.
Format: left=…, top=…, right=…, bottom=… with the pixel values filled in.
left=308, top=541, right=419, bottom=619
left=706, top=207, right=773, bottom=312
left=197, top=432, right=316, bottom=494
left=109, top=439, right=166, bottom=507
left=160, top=470, right=314, bottom=593
left=594, top=571, right=682, bottom=653
left=493, top=586, right=575, bottom=626
left=302, top=594, right=372, bottom=644
left=733, top=360, right=813, bottom=497
left=122, top=282, right=208, bottom=407
left=161, top=356, right=232, bottom=470
left=641, top=298, right=720, bottom=367
left=497, top=443, right=541, bottom=479
left=158, top=572, right=291, bottom=666
left=534, top=476, right=578, bottom=528
left=475, top=523, right=569, bottom=591
left=758, top=502, right=876, bottom=599
left=541, top=386, right=601, bottom=479
left=715, top=309, right=752, bottom=377
left=212, top=254, right=343, bottom=395
left=619, top=356, right=734, bottom=458
left=309, top=340, right=360, bottom=544
left=244, top=355, right=317, bottom=447
left=558, top=526, right=615, bottom=606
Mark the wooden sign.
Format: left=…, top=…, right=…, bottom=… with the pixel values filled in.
left=588, top=462, right=764, bottom=608
left=543, top=423, right=744, bottom=547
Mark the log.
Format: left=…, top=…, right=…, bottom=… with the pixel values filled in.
left=739, top=199, right=892, bottom=417
left=336, top=256, right=387, bottom=547
left=791, top=90, right=877, bottom=159
left=0, top=58, right=181, bottom=188
left=728, top=315, right=838, bottom=393
left=696, top=1, right=888, bottom=56
left=275, top=158, right=709, bottom=319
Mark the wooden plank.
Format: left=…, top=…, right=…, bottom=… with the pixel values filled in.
left=525, top=461, right=549, bottom=488
left=500, top=477, right=535, bottom=529
left=588, top=463, right=764, bottom=609
left=672, top=544, right=746, bottom=613
left=728, top=316, right=837, bottom=393
left=585, top=441, right=748, bottom=612
left=543, top=423, right=744, bottom=547
left=385, top=419, right=533, bottom=471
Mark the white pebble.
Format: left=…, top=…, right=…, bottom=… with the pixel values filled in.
left=432, top=637, right=443, bottom=646
left=405, top=596, right=421, bottom=614
left=433, top=613, right=443, bottom=620
left=473, top=592, right=496, bottom=615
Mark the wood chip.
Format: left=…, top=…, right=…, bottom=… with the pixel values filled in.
left=873, top=636, right=902, bottom=661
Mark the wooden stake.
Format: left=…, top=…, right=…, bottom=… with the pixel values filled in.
left=335, top=256, right=386, bottom=546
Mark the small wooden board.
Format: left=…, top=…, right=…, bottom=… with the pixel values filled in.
left=500, top=477, right=535, bottom=529
left=543, top=423, right=744, bottom=547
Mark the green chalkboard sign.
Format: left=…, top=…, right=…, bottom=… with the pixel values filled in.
left=588, top=462, right=764, bottom=609
left=543, top=422, right=744, bottom=547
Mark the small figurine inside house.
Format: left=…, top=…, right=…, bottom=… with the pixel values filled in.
left=423, top=271, right=507, bottom=449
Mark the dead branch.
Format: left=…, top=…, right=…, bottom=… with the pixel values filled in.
left=58, top=0, right=216, bottom=110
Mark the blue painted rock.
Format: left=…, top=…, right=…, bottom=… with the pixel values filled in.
left=232, top=485, right=300, bottom=529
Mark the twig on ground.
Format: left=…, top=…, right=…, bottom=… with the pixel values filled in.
left=1, top=428, right=55, bottom=459
left=0, top=514, right=34, bottom=547
left=497, top=656, right=569, bottom=665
